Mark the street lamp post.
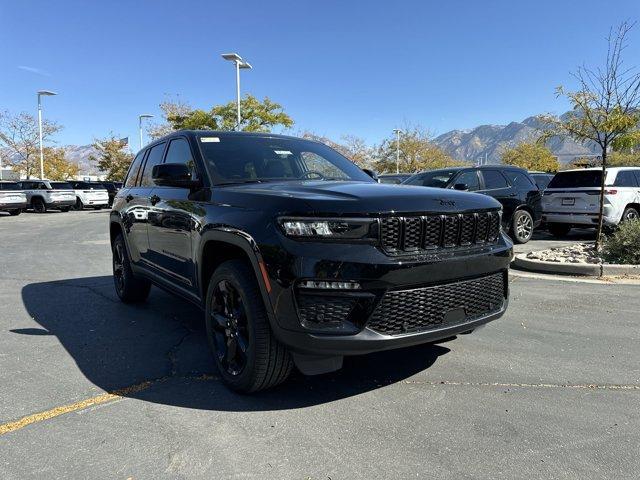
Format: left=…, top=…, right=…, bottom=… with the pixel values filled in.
left=221, top=53, right=252, bottom=130
left=138, top=114, right=154, bottom=150
left=392, top=129, right=403, bottom=174
left=37, top=90, right=57, bottom=179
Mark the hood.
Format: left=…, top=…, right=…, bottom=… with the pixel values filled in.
left=214, top=181, right=501, bottom=215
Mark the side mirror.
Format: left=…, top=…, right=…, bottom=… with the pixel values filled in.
left=453, top=183, right=469, bottom=191
left=362, top=168, right=379, bottom=183
left=152, top=163, right=201, bottom=189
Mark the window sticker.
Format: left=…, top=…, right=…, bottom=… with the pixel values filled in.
left=200, top=137, right=220, bottom=143
left=274, top=150, right=292, bottom=155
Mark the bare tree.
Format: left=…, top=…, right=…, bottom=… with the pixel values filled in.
left=544, top=22, right=640, bottom=248
left=0, top=110, right=61, bottom=179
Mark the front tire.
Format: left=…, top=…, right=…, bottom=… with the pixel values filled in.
left=75, top=198, right=84, bottom=210
left=9, top=209, right=21, bottom=216
left=112, top=233, right=151, bottom=303
left=511, top=210, right=534, bottom=244
left=548, top=223, right=571, bottom=238
left=59, top=206, right=71, bottom=212
left=205, top=260, right=293, bottom=393
left=32, top=198, right=46, bottom=213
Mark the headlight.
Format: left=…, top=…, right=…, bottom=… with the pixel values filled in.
left=278, top=217, right=377, bottom=241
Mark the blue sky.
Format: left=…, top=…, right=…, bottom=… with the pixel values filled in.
left=1, top=0, right=639, bottom=148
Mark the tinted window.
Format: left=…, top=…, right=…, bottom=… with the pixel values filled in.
left=482, top=170, right=509, bottom=189
left=454, top=170, right=480, bottom=191
left=164, top=138, right=197, bottom=179
left=614, top=170, right=638, bottom=187
left=532, top=174, right=553, bottom=190
left=38, top=182, right=49, bottom=190
left=0, top=182, right=20, bottom=190
left=140, top=143, right=166, bottom=187
left=634, top=171, right=640, bottom=186
left=548, top=171, right=602, bottom=188
left=50, top=182, right=72, bottom=189
left=405, top=170, right=458, bottom=188
left=505, top=170, right=535, bottom=189
left=124, top=152, right=145, bottom=188
left=198, top=135, right=372, bottom=185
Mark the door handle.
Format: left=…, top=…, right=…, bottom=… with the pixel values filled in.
left=150, top=194, right=161, bottom=206
left=125, top=194, right=134, bottom=202
left=509, top=192, right=517, bottom=196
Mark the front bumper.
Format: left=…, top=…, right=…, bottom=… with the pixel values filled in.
left=263, top=234, right=512, bottom=356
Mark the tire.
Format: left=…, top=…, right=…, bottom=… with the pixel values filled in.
left=621, top=206, right=639, bottom=223
left=32, top=198, right=46, bottom=213
left=75, top=198, right=84, bottom=210
left=548, top=223, right=571, bottom=238
left=112, top=233, right=151, bottom=303
left=510, top=210, right=534, bottom=244
left=93, top=206, right=102, bottom=210
left=9, top=209, right=21, bottom=216
left=205, top=260, right=293, bottom=393
left=59, top=206, right=71, bottom=212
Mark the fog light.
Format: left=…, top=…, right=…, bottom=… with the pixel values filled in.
left=299, top=280, right=361, bottom=290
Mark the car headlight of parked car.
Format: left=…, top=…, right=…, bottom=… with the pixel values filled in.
left=278, top=217, right=378, bottom=242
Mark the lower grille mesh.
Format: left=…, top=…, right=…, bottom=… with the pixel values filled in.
left=367, top=272, right=505, bottom=335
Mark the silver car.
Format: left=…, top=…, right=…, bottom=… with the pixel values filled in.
left=0, top=181, right=27, bottom=216
left=17, top=180, right=76, bottom=213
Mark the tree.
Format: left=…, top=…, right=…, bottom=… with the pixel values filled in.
left=373, top=125, right=462, bottom=173
left=43, top=147, right=79, bottom=180
left=91, top=135, right=133, bottom=181
left=501, top=141, right=560, bottom=172
left=543, top=22, right=640, bottom=249
left=150, top=95, right=294, bottom=138
left=0, top=110, right=62, bottom=178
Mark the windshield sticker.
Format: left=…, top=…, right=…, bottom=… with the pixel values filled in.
left=274, top=150, right=292, bottom=155
left=200, top=137, right=220, bottom=143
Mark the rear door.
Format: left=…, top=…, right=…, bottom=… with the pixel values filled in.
left=147, top=136, right=202, bottom=289
left=612, top=170, right=640, bottom=220
left=478, top=169, right=516, bottom=222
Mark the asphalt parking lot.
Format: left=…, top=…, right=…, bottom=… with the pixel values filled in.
left=1, top=210, right=638, bottom=479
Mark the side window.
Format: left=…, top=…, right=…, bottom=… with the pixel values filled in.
left=482, top=170, right=509, bottom=189
left=405, top=174, right=426, bottom=186
left=634, top=170, right=640, bottom=186
left=139, top=143, right=166, bottom=187
left=124, top=152, right=145, bottom=187
left=164, top=138, right=197, bottom=179
left=454, top=170, right=480, bottom=191
left=614, top=171, right=638, bottom=187
left=505, top=171, right=535, bottom=189
left=39, top=183, right=48, bottom=190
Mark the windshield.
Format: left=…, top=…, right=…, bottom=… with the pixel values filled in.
left=198, top=135, right=373, bottom=185
left=50, top=182, right=73, bottom=190
left=548, top=171, right=604, bottom=188
left=0, top=182, right=21, bottom=190
left=405, top=170, right=459, bottom=188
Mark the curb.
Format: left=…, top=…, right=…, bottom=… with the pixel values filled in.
left=513, top=253, right=640, bottom=277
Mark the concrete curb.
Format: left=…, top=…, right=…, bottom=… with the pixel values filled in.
left=513, top=253, right=640, bottom=277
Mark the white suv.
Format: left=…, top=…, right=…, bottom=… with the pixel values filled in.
left=542, top=167, right=640, bottom=236
left=67, top=180, right=109, bottom=210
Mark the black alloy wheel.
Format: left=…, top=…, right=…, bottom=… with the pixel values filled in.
left=112, top=233, right=151, bottom=303
left=210, top=279, right=250, bottom=376
left=32, top=198, right=46, bottom=213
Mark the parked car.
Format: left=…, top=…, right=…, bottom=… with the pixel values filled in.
left=17, top=180, right=76, bottom=213
left=542, top=167, right=640, bottom=237
left=67, top=180, right=110, bottom=210
left=378, top=173, right=412, bottom=184
left=529, top=172, right=555, bottom=192
left=0, top=181, right=27, bottom=215
left=110, top=131, right=512, bottom=392
left=403, top=166, right=542, bottom=244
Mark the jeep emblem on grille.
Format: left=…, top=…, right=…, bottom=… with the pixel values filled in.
left=439, top=199, right=456, bottom=207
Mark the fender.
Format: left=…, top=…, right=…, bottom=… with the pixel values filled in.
left=198, top=227, right=277, bottom=324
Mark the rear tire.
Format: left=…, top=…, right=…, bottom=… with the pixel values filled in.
left=548, top=223, right=571, bottom=238
left=621, top=206, right=639, bottom=223
left=511, top=210, right=534, bottom=244
left=59, top=206, right=71, bottom=212
left=32, top=198, right=46, bottom=213
left=9, top=209, right=21, bottom=216
left=205, top=260, right=293, bottom=393
left=112, top=233, right=151, bottom=303
left=93, top=206, right=102, bottom=210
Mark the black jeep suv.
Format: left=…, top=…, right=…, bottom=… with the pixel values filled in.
left=404, top=166, right=543, bottom=244
left=110, top=131, right=512, bottom=392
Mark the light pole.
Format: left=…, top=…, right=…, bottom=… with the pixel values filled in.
left=392, top=129, right=403, bottom=174
left=138, top=114, right=154, bottom=150
left=221, top=52, right=252, bottom=130
left=37, top=90, right=57, bottom=179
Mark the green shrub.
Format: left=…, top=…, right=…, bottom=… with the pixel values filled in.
left=602, top=220, right=640, bottom=264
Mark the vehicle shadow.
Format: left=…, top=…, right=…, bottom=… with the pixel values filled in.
left=20, top=276, right=450, bottom=411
